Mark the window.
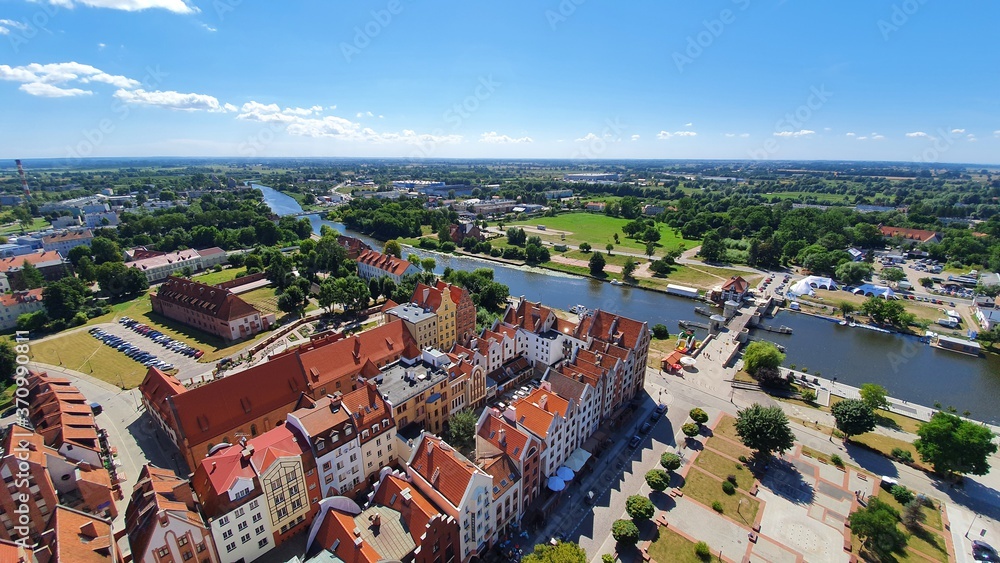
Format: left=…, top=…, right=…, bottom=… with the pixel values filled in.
left=219, top=516, right=229, bottom=526
left=322, top=461, right=332, bottom=471
left=178, top=536, right=189, bottom=546
left=316, top=440, right=325, bottom=451
left=253, top=513, right=262, bottom=523
left=197, top=543, right=206, bottom=553
left=235, top=507, right=245, bottom=518
left=258, top=538, right=268, bottom=548
left=249, top=500, right=259, bottom=510
left=222, top=530, right=233, bottom=540
left=157, top=547, right=169, bottom=558
left=238, top=521, right=247, bottom=531
left=286, top=473, right=295, bottom=484
left=324, top=474, right=334, bottom=484
left=226, top=543, right=236, bottom=553
left=277, top=507, right=288, bottom=519
left=183, top=551, right=193, bottom=561
left=255, top=525, right=265, bottom=535
left=241, top=533, right=251, bottom=543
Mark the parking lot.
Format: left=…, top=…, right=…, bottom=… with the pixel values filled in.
left=90, top=322, right=207, bottom=379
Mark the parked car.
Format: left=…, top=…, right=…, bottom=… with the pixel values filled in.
left=628, top=435, right=642, bottom=448
left=640, top=422, right=652, bottom=434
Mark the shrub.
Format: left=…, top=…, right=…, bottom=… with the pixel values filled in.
left=727, top=474, right=737, bottom=485
left=490, top=247, right=503, bottom=257
left=645, top=469, right=670, bottom=492
left=418, top=238, right=439, bottom=250
left=902, top=499, right=926, bottom=530
left=660, top=452, right=682, bottom=471
left=738, top=455, right=748, bottom=464
left=830, top=454, right=844, bottom=467
left=891, top=485, right=915, bottom=505
left=602, top=555, right=615, bottom=563
left=801, top=389, right=817, bottom=402
left=722, top=481, right=736, bottom=495
left=440, top=241, right=456, bottom=252
left=711, top=501, right=724, bottom=513
left=625, top=495, right=655, bottom=520
left=652, top=324, right=670, bottom=339
left=682, top=423, right=700, bottom=437
left=611, top=519, right=639, bottom=545
left=689, top=408, right=709, bottom=425
left=891, top=447, right=914, bottom=463
left=694, top=541, right=711, bottom=560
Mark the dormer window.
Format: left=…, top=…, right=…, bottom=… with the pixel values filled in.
left=330, top=431, right=339, bottom=443
left=345, top=425, right=353, bottom=435
left=316, top=439, right=325, bottom=451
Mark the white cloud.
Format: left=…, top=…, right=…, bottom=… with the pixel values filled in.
left=199, top=22, right=216, bottom=32
left=684, top=122, right=693, bottom=127
left=97, top=42, right=106, bottom=49
left=856, top=136, right=868, bottom=141
left=845, top=132, right=856, bottom=137
left=0, top=19, right=28, bottom=35
left=356, top=111, right=374, bottom=118
left=575, top=133, right=601, bottom=142
left=725, top=133, right=736, bottom=138
left=20, top=83, right=92, bottom=97
left=994, top=130, right=1000, bottom=137
left=871, top=133, right=885, bottom=140
left=773, top=130, right=814, bottom=138
left=378, top=114, right=384, bottom=119
left=479, top=131, right=533, bottom=144
left=237, top=101, right=462, bottom=145
left=630, top=134, right=640, bottom=141
left=40, top=0, right=197, bottom=14
left=0, top=62, right=139, bottom=97
left=906, top=131, right=931, bottom=138
left=114, top=88, right=232, bottom=112
left=739, top=133, right=749, bottom=138
left=657, top=130, right=697, bottom=139
left=951, top=128, right=965, bottom=134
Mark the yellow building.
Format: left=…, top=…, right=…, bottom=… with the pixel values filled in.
left=384, top=302, right=439, bottom=350
left=412, top=281, right=476, bottom=350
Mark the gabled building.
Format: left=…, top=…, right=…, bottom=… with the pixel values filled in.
left=406, top=434, right=494, bottom=562
left=341, top=383, right=397, bottom=489
left=500, top=299, right=587, bottom=368
left=286, top=394, right=365, bottom=498
left=504, top=388, right=573, bottom=479
left=337, top=236, right=371, bottom=260
left=449, top=222, right=483, bottom=244
left=124, top=465, right=219, bottom=563
left=383, top=303, right=438, bottom=350
left=41, top=230, right=93, bottom=255
left=151, top=277, right=269, bottom=342
left=879, top=225, right=942, bottom=245
left=0, top=250, right=70, bottom=285
left=306, top=470, right=460, bottom=563
left=34, top=505, right=121, bottom=563
left=25, top=372, right=103, bottom=470
left=411, top=281, right=476, bottom=349
left=355, top=250, right=421, bottom=284
left=476, top=409, right=542, bottom=517
left=0, top=289, right=44, bottom=331
left=717, top=275, right=750, bottom=303
left=573, top=309, right=651, bottom=406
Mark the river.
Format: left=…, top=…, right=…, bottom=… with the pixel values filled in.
left=256, top=184, right=1000, bottom=421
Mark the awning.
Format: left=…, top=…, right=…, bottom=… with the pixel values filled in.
left=565, top=448, right=592, bottom=472
left=547, top=476, right=566, bottom=491
left=556, top=466, right=574, bottom=481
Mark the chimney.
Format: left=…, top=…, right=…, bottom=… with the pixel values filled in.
left=210, top=462, right=217, bottom=473
left=499, top=428, right=506, bottom=446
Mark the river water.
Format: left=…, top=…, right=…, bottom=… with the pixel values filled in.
left=256, top=184, right=1000, bottom=421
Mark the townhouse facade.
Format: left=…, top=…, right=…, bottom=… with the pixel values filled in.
left=125, top=465, right=219, bottom=563
left=0, top=289, right=44, bottom=331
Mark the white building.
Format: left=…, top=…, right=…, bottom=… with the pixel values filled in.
left=41, top=229, right=93, bottom=255
left=356, top=249, right=422, bottom=284
left=286, top=395, right=365, bottom=498
left=0, top=289, right=43, bottom=331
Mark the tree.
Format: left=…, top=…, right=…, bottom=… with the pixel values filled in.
left=838, top=301, right=857, bottom=318
left=915, top=410, right=998, bottom=477
left=605, top=243, right=614, bottom=255
left=265, top=253, right=294, bottom=291
left=682, top=423, right=700, bottom=437
left=277, top=286, right=308, bottom=317
left=611, top=520, right=639, bottom=545
left=506, top=227, right=526, bottom=246
left=645, top=469, right=669, bottom=491
left=408, top=253, right=421, bottom=264
left=625, top=495, right=654, bottom=520
left=622, top=257, right=637, bottom=280
left=589, top=252, right=606, bottom=276
left=525, top=243, right=550, bottom=264
left=919, top=277, right=934, bottom=288
left=831, top=399, right=877, bottom=440
left=75, top=256, right=97, bottom=282
left=859, top=383, right=890, bottom=411
left=660, top=452, right=681, bottom=471
left=579, top=242, right=591, bottom=253
left=42, top=278, right=90, bottom=322
left=902, top=499, right=926, bottom=530
left=689, top=407, right=709, bottom=425
left=444, top=409, right=477, bottom=454
left=835, top=261, right=872, bottom=286
left=699, top=232, right=726, bottom=263
left=95, top=262, right=147, bottom=299
left=14, top=262, right=44, bottom=290
left=849, top=498, right=907, bottom=560
left=0, top=341, right=16, bottom=386
left=645, top=241, right=656, bottom=258
left=421, top=257, right=436, bottom=274
left=334, top=276, right=371, bottom=313
left=318, top=278, right=339, bottom=313
left=735, top=403, right=796, bottom=460
left=67, top=245, right=91, bottom=267
left=651, top=324, right=670, bottom=339
left=881, top=267, right=906, bottom=284
left=742, top=341, right=785, bottom=376
left=860, top=297, right=910, bottom=327
left=383, top=240, right=402, bottom=258
left=90, top=237, right=123, bottom=264
left=641, top=227, right=661, bottom=244
left=522, top=541, right=588, bottom=563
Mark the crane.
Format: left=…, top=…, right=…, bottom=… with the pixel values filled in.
left=15, top=159, right=30, bottom=199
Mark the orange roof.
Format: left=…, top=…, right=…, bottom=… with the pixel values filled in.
left=249, top=424, right=309, bottom=473
left=42, top=230, right=93, bottom=244
left=879, top=225, right=940, bottom=242
left=0, top=539, right=33, bottom=563
left=170, top=351, right=307, bottom=448
left=503, top=300, right=554, bottom=333
left=289, top=395, right=352, bottom=448
left=478, top=411, right=532, bottom=460
left=0, top=250, right=64, bottom=273
left=126, top=465, right=205, bottom=560
left=312, top=509, right=381, bottom=563
left=720, top=276, right=749, bottom=293
left=522, top=387, right=570, bottom=417
left=508, top=399, right=556, bottom=439
left=47, top=506, right=116, bottom=563
left=341, top=382, right=394, bottom=444
left=479, top=454, right=519, bottom=500
left=370, top=474, right=443, bottom=544
left=409, top=435, right=478, bottom=508
left=140, top=367, right=185, bottom=428
left=297, top=319, right=418, bottom=392
left=191, top=444, right=256, bottom=516
left=577, top=310, right=648, bottom=351
left=411, top=280, right=471, bottom=314
left=358, top=249, right=418, bottom=277
left=0, top=288, right=43, bottom=307
left=152, top=276, right=260, bottom=321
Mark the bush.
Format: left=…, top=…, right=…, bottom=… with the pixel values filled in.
left=652, top=324, right=670, bottom=339
left=891, top=447, right=914, bottom=463
left=891, top=485, right=915, bottom=505
left=645, top=469, right=670, bottom=491
left=801, top=389, right=817, bottom=402
left=727, top=474, right=738, bottom=485
left=626, top=495, right=655, bottom=520
left=830, top=454, right=844, bottom=467
left=682, top=423, right=700, bottom=437
left=418, top=238, right=439, bottom=250
left=440, top=241, right=456, bottom=252
left=490, top=247, right=503, bottom=257
left=738, top=455, right=748, bottom=464
left=711, top=501, right=724, bottom=513
left=611, top=519, right=639, bottom=545
left=71, top=312, right=88, bottom=326
left=660, top=452, right=681, bottom=471
left=694, top=541, right=711, bottom=561
left=722, top=480, right=736, bottom=495
left=689, top=407, right=709, bottom=425
left=602, top=555, right=615, bottom=563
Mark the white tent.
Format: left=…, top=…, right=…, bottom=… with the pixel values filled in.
left=852, top=284, right=897, bottom=299
left=788, top=275, right=838, bottom=296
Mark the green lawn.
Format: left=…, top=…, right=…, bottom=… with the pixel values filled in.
left=30, top=330, right=152, bottom=388
left=851, top=493, right=951, bottom=563
left=0, top=217, right=51, bottom=235
left=505, top=212, right=699, bottom=254
left=711, top=415, right=742, bottom=444
left=240, top=286, right=281, bottom=315
left=191, top=266, right=247, bottom=286
left=681, top=469, right=760, bottom=524
left=694, top=450, right=755, bottom=490
left=876, top=490, right=944, bottom=532
left=648, top=526, right=722, bottom=563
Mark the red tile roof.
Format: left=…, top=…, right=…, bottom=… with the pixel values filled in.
left=479, top=454, right=519, bottom=500
left=879, top=225, right=940, bottom=243
left=340, top=382, right=394, bottom=445
left=0, top=250, right=64, bottom=272
left=312, top=509, right=381, bottom=563
left=370, top=473, right=443, bottom=544
left=503, top=300, right=554, bottom=333
left=0, top=288, right=43, bottom=307
left=191, top=444, right=256, bottom=516
left=45, top=506, right=116, bottom=563
left=477, top=412, right=533, bottom=460
left=358, top=249, right=417, bottom=277
left=720, top=275, right=749, bottom=293
left=297, top=319, right=418, bottom=392
left=125, top=465, right=205, bottom=560
left=508, top=399, right=556, bottom=439
left=248, top=424, right=309, bottom=473
left=152, top=276, right=260, bottom=322
left=409, top=435, right=477, bottom=508
left=140, top=367, right=185, bottom=429
left=0, top=539, right=34, bottom=563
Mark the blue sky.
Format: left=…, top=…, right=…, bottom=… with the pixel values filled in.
left=1, top=0, right=999, bottom=163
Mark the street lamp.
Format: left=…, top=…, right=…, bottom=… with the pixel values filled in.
left=966, top=513, right=981, bottom=539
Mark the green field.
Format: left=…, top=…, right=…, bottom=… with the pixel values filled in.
left=191, top=266, right=247, bottom=286
left=0, top=217, right=51, bottom=235
left=504, top=212, right=699, bottom=254
left=648, top=527, right=723, bottom=563
left=31, top=330, right=153, bottom=388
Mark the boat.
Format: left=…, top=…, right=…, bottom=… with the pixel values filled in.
left=610, top=279, right=622, bottom=286
left=569, top=304, right=588, bottom=314
left=838, top=320, right=848, bottom=326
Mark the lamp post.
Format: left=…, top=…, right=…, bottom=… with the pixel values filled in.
left=966, top=512, right=981, bottom=539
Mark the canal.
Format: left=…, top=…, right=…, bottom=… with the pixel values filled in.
left=257, top=184, right=1000, bottom=421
